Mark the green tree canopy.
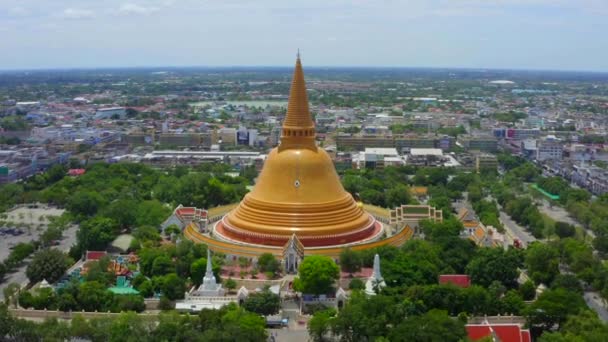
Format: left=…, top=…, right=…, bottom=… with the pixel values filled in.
left=242, top=288, right=281, bottom=316
left=388, top=309, right=467, bottom=342
left=297, top=256, right=340, bottom=295
left=26, top=249, right=72, bottom=284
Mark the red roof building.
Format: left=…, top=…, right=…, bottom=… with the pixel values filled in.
left=68, top=169, right=86, bottom=176
left=439, top=274, right=471, bottom=288
left=85, top=251, right=108, bottom=261
left=466, top=324, right=531, bottom=342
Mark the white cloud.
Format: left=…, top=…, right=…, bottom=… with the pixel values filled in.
left=117, top=3, right=160, bottom=15
left=61, top=8, right=95, bottom=20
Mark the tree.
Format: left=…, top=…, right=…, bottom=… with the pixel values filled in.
left=519, top=280, right=536, bottom=300
left=500, top=290, right=525, bottom=315
left=151, top=255, right=174, bottom=276
left=224, top=278, right=237, bottom=294
left=548, top=310, right=608, bottom=341
left=339, top=248, right=362, bottom=274
left=77, top=281, right=113, bottom=312
left=525, top=288, right=587, bottom=332
left=110, top=294, right=145, bottom=313
left=67, top=191, right=104, bottom=217
left=77, top=216, right=117, bottom=252
left=297, top=256, right=340, bottom=295
left=525, top=243, right=560, bottom=285
left=159, top=273, right=186, bottom=300
left=389, top=309, right=467, bottom=342
left=109, top=311, right=154, bottom=341
left=551, top=274, right=583, bottom=294
left=555, top=222, right=576, bottom=239
left=349, top=278, right=365, bottom=290
left=3, top=283, right=21, bottom=308
left=103, top=199, right=137, bottom=229
left=85, top=257, right=114, bottom=286
left=242, top=288, right=281, bottom=316
left=466, top=248, right=522, bottom=288
left=5, top=242, right=35, bottom=268
left=308, top=309, right=336, bottom=342
left=26, top=249, right=71, bottom=284
left=215, top=304, right=267, bottom=342
left=40, top=226, right=63, bottom=247
left=0, top=304, right=15, bottom=338
left=330, top=292, right=400, bottom=340
left=257, top=253, right=280, bottom=275
left=135, top=200, right=171, bottom=227
left=57, top=293, right=78, bottom=312
left=385, top=184, right=412, bottom=208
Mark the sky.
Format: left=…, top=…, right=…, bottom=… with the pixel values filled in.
left=1, top=0, right=607, bottom=71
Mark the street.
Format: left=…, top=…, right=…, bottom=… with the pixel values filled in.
left=584, top=292, right=608, bottom=322
left=498, top=208, right=536, bottom=245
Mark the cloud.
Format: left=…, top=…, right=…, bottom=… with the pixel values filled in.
left=117, top=3, right=160, bottom=15
left=61, top=8, right=95, bottom=20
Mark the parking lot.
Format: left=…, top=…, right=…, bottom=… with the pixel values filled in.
left=0, top=205, right=78, bottom=300
left=0, top=205, right=66, bottom=260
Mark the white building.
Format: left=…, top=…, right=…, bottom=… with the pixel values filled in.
left=536, top=137, right=562, bottom=161
left=354, top=148, right=404, bottom=169
left=95, top=107, right=126, bottom=119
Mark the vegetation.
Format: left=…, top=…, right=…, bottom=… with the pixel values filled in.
left=242, top=287, right=281, bottom=316
left=296, top=255, right=340, bottom=295
left=257, top=253, right=280, bottom=277
left=0, top=303, right=267, bottom=341
left=25, top=249, right=72, bottom=284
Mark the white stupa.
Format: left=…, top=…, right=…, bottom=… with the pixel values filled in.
left=195, top=249, right=224, bottom=296
left=365, top=254, right=386, bottom=295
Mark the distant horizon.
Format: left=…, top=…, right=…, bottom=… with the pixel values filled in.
left=2, top=63, right=608, bottom=74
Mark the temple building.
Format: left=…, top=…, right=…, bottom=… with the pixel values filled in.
left=183, top=54, right=415, bottom=260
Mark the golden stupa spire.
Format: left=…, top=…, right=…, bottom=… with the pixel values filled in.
left=281, top=52, right=315, bottom=147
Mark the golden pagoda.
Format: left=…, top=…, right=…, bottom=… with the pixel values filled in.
left=216, top=54, right=380, bottom=247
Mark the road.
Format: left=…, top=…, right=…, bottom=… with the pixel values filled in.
left=584, top=292, right=608, bottom=322
left=498, top=208, right=536, bottom=246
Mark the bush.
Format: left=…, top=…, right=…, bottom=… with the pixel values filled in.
left=242, top=289, right=281, bottom=316
left=519, top=280, right=536, bottom=301
left=349, top=278, right=365, bottom=290
left=555, top=222, right=576, bottom=239
left=158, top=296, right=173, bottom=310
left=6, top=243, right=35, bottom=268
left=258, top=253, right=280, bottom=275
left=110, top=294, right=145, bottom=313
left=224, top=278, right=237, bottom=293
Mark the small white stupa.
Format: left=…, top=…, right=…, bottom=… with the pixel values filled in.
left=365, top=254, right=386, bottom=295
left=195, top=249, right=224, bottom=296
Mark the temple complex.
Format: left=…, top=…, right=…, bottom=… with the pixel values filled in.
left=182, top=54, right=415, bottom=260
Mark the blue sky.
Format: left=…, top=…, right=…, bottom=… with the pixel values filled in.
left=1, top=0, right=607, bottom=71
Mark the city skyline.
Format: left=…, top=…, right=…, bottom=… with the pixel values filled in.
left=1, top=0, right=607, bottom=72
